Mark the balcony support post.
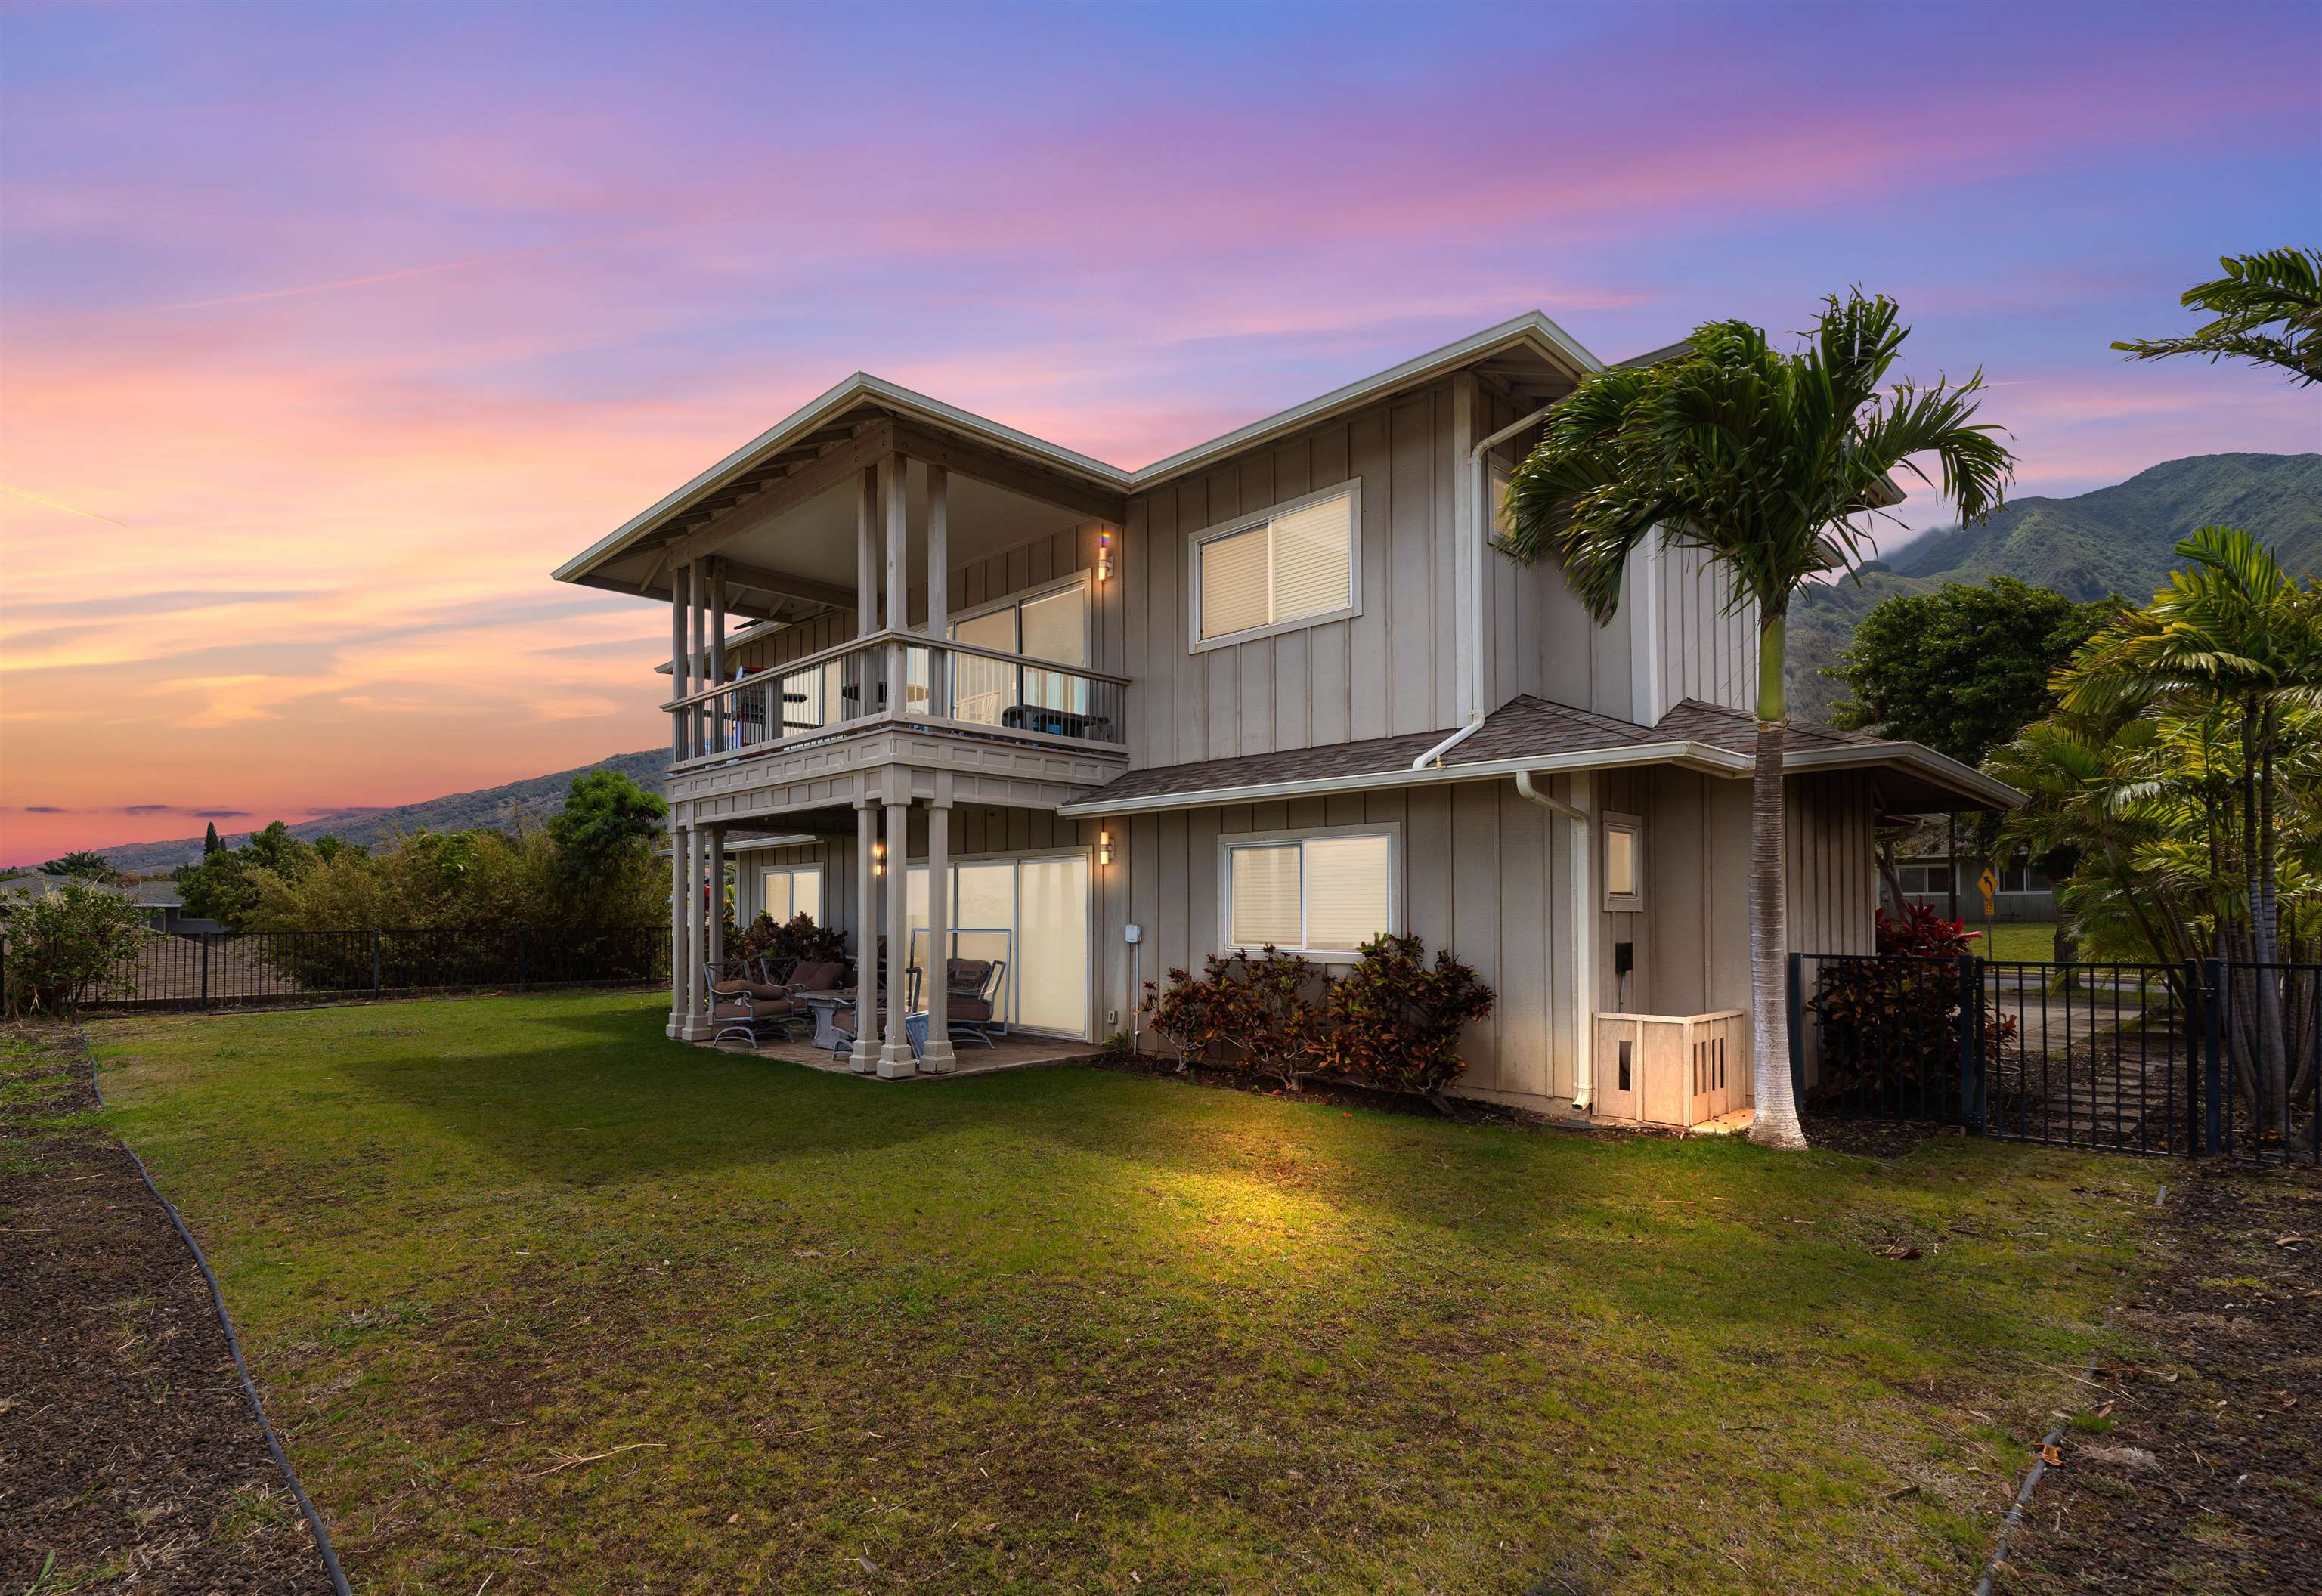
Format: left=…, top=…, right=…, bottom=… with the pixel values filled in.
left=682, top=824, right=710, bottom=1039
left=855, top=469, right=878, bottom=640
left=883, top=452, right=909, bottom=719
left=878, top=784, right=917, bottom=1078
left=686, top=560, right=707, bottom=760
left=921, top=775, right=957, bottom=1075
left=669, top=567, right=689, bottom=763
left=926, top=464, right=949, bottom=717
left=707, top=561, right=726, bottom=755
left=667, top=820, right=686, bottom=1037
left=707, top=824, right=726, bottom=976
left=850, top=796, right=880, bottom=1073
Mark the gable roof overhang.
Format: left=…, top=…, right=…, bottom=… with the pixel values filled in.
left=553, top=313, right=1607, bottom=600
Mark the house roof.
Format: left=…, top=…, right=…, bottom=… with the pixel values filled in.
left=1056, top=695, right=2022, bottom=816
left=555, top=312, right=1604, bottom=589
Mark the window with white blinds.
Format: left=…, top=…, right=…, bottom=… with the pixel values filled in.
left=1193, top=484, right=1358, bottom=646
left=760, top=865, right=824, bottom=925
left=1602, top=813, right=1643, bottom=911
left=1223, top=828, right=1394, bottom=956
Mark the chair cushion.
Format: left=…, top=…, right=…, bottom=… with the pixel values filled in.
left=788, top=960, right=845, bottom=993
left=947, top=996, right=994, bottom=1022
left=711, top=979, right=791, bottom=1001
left=946, top=959, right=994, bottom=988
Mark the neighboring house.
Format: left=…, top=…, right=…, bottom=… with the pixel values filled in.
left=0, top=874, right=221, bottom=936
left=555, top=314, right=2017, bottom=1116
left=1882, top=850, right=2057, bottom=923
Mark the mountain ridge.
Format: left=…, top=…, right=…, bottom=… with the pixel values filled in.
left=1789, top=451, right=2322, bottom=722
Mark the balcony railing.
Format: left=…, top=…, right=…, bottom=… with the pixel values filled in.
left=664, top=629, right=1128, bottom=771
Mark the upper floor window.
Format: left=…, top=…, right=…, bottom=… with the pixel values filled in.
left=1190, top=483, right=1360, bottom=650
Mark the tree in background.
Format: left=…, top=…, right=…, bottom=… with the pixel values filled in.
left=2113, top=247, right=2322, bottom=386
left=1829, top=576, right=2119, bottom=941
left=1503, top=290, right=2014, bottom=1149
left=38, top=849, right=128, bottom=885
left=203, top=822, right=224, bottom=857
left=176, top=820, right=318, bottom=929
left=2051, top=527, right=2322, bottom=1134
left=549, top=769, right=668, bottom=886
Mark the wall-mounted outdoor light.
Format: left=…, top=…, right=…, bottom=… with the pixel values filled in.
left=874, top=839, right=886, bottom=877
left=1097, top=530, right=1114, bottom=583
left=1098, top=827, right=1113, bottom=865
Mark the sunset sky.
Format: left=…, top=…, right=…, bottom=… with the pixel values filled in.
left=3, top=1, right=2317, bottom=865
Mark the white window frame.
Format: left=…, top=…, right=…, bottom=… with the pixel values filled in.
left=1187, top=480, right=1363, bottom=653
left=758, top=862, right=825, bottom=925
left=1601, top=812, right=1644, bottom=913
left=1217, top=821, right=1401, bottom=961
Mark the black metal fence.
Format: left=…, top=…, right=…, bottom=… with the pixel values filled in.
left=26, top=926, right=669, bottom=1013
left=1791, top=952, right=2320, bottom=1165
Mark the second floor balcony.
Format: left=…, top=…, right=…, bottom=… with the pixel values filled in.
left=664, top=628, right=1128, bottom=775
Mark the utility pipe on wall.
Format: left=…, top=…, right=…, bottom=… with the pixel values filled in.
left=1515, top=769, right=1596, bottom=1112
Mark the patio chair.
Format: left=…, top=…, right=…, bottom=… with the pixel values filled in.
left=704, top=957, right=806, bottom=1046
left=828, top=966, right=922, bottom=1059
left=940, top=957, right=1008, bottom=1046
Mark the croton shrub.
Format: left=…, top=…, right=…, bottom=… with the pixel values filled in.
left=1143, top=933, right=1494, bottom=1095
left=1809, top=902, right=2016, bottom=1105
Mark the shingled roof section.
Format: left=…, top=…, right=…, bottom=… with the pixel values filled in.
left=1649, top=697, right=1884, bottom=754
left=1071, top=695, right=1670, bottom=808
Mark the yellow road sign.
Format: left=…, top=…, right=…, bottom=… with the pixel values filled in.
left=1978, top=866, right=1998, bottom=917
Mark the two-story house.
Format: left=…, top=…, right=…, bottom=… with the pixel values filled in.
left=553, top=313, right=2015, bottom=1115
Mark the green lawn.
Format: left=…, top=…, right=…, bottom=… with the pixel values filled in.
left=90, top=993, right=2158, bottom=1594
left=1974, top=920, right=2060, bottom=962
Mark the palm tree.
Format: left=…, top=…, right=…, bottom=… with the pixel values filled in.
left=1502, top=292, right=2014, bottom=1149
left=2113, top=247, right=2322, bottom=386
left=2057, top=527, right=2322, bottom=1133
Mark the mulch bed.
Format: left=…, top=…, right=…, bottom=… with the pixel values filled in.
left=1086, top=1050, right=1546, bottom=1127
left=1995, top=1159, right=2322, bottom=1594
left=0, top=1022, right=336, bottom=1593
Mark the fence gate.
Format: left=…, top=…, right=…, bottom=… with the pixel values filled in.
left=1791, top=953, right=2319, bottom=1167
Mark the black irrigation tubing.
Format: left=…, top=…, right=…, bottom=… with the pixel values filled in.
left=78, top=1030, right=355, bottom=1596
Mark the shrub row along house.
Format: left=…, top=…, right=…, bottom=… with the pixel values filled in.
left=554, top=315, right=2016, bottom=1118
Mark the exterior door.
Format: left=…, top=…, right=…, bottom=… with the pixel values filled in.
left=904, top=851, right=1091, bottom=1038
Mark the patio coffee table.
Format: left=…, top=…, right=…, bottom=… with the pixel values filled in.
left=797, top=990, right=849, bottom=1050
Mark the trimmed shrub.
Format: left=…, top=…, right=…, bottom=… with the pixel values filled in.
left=1322, top=933, right=1495, bottom=1094
left=2, top=881, right=147, bottom=1016
left=1144, top=935, right=1495, bottom=1097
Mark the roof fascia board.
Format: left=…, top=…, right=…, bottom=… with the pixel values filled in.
left=1782, top=741, right=2024, bottom=809
left=557, top=313, right=1613, bottom=586
left=1126, top=314, right=1605, bottom=492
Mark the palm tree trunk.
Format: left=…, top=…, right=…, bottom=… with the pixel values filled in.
left=2240, top=696, right=2285, bottom=1136
left=2255, top=701, right=2289, bottom=1134
left=1748, top=612, right=1807, bottom=1150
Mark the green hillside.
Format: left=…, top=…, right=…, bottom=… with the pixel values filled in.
left=94, top=748, right=668, bottom=875
left=1791, top=452, right=2322, bottom=723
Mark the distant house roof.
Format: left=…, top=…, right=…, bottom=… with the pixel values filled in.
left=1057, top=696, right=2020, bottom=816
left=2, top=874, right=133, bottom=900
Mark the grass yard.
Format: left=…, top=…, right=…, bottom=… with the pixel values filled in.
left=1972, top=920, right=2060, bottom=963
left=88, top=992, right=2160, bottom=1594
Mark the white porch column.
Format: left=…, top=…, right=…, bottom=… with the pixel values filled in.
left=667, top=822, right=686, bottom=1037
left=878, top=787, right=915, bottom=1078
left=707, top=561, right=727, bottom=755
left=669, top=571, right=689, bottom=763
left=925, top=464, right=949, bottom=717
left=707, top=824, right=726, bottom=976
left=686, top=561, right=706, bottom=760
left=921, top=778, right=955, bottom=1074
left=856, top=468, right=878, bottom=639
left=850, top=796, right=880, bottom=1073
left=683, top=824, right=707, bottom=1038
left=883, top=453, right=909, bottom=717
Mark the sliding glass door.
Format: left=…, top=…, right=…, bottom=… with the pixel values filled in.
left=903, top=850, right=1091, bottom=1038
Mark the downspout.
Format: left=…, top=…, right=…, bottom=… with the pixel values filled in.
left=1453, top=400, right=1565, bottom=738
left=1515, top=769, right=1596, bottom=1112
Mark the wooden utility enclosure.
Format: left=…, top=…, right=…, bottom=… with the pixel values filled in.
left=1592, top=1010, right=1747, bottom=1128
